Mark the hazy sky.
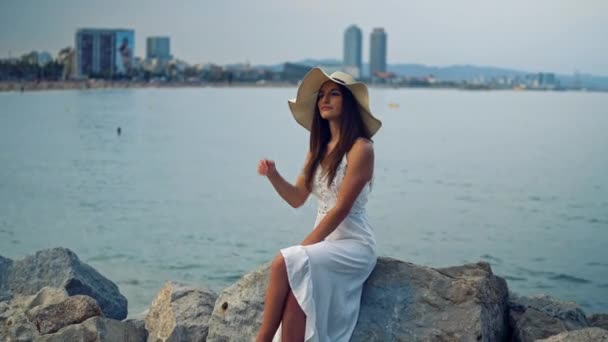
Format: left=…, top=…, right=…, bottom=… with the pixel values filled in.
left=1, top=0, right=607, bottom=75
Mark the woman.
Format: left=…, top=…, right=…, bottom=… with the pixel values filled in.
left=256, top=68, right=382, bottom=341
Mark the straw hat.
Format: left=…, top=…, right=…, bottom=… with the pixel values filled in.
left=288, top=68, right=382, bottom=137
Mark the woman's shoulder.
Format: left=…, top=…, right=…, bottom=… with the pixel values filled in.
left=352, top=137, right=374, bottom=152
left=346, top=137, right=374, bottom=163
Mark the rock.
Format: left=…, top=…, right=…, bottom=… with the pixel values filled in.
left=1, top=287, right=97, bottom=341
left=508, top=292, right=589, bottom=342
left=23, top=287, right=69, bottom=311
left=26, top=295, right=102, bottom=334
left=1, top=293, right=42, bottom=341
left=0, top=255, right=14, bottom=302
left=207, top=258, right=510, bottom=341
left=536, top=327, right=608, bottom=341
left=145, top=281, right=217, bottom=342
left=35, top=316, right=146, bottom=342
left=207, top=262, right=270, bottom=341
left=123, top=317, right=149, bottom=341
left=352, top=259, right=509, bottom=341
left=1, top=247, right=128, bottom=319
left=589, top=313, right=608, bottom=330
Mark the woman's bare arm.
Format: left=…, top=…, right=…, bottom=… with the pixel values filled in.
left=300, top=139, right=374, bottom=245
left=258, top=153, right=312, bottom=208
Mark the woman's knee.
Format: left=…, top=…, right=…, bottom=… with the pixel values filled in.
left=270, top=253, right=286, bottom=275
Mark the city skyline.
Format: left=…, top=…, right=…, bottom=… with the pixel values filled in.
left=1, top=0, right=608, bottom=75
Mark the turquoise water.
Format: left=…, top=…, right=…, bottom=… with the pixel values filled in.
left=1, top=87, right=607, bottom=316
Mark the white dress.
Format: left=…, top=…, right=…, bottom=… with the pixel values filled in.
left=273, top=154, right=377, bottom=342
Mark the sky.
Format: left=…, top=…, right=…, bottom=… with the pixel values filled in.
left=1, top=0, right=607, bottom=75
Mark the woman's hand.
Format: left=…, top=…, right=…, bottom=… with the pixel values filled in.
left=257, top=159, right=277, bottom=177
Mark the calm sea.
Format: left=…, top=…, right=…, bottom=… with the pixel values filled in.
left=0, top=87, right=607, bottom=316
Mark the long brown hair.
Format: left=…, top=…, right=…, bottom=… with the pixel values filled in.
left=303, top=83, right=371, bottom=191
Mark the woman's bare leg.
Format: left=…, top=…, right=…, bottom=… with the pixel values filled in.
left=256, top=253, right=290, bottom=342
left=281, top=291, right=306, bottom=341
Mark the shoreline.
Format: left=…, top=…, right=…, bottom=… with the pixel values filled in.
left=1, top=80, right=604, bottom=93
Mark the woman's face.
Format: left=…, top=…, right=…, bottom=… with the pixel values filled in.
left=317, top=81, right=343, bottom=121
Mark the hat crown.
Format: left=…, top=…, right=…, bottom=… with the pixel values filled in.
left=329, top=71, right=356, bottom=85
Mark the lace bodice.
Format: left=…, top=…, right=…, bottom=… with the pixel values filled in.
left=312, top=155, right=370, bottom=216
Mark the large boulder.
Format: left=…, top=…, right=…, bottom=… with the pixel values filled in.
left=1, top=299, right=39, bottom=342
left=1, top=248, right=128, bottom=319
left=207, top=262, right=270, bottom=341
left=508, top=293, right=589, bottom=342
left=207, top=258, right=510, bottom=341
left=0, top=287, right=70, bottom=341
left=34, top=316, right=146, bottom=342
left=590, top=313, right=608, bottom=330
left=352, top=259, right=509, bottom=341
left=536, top=327, right=608, bottom=341
left=26, top=295, right=102, bottom=334
left=145, top=281, right=216, bottom=342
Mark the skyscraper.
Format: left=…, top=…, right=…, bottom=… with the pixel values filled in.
left=146, top=37, right=171, bottom=61
left=343, top=25, right=362, bottom=78
left=75, top=28, right=134, bottom=78
left=369, top=28, right=387, bottom=79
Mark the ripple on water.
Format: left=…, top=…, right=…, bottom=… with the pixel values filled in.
left=87, top=253, right=131, bottom=262
left=531, top=282, right=555, bottom=289
left=548, top=274, right=591, bottom=285
left=480, top=254, right=503, bottom=264
left=118, top=279, right=141, bottom=286
left=205, top=273, right=243, bottom=283
left=455, top=195, right=479, bottom=203
left=163, top=264, right=205, bottom=271
left=586, top=261, right=608, bottom=267
left=503, top=275, right=527, bottom=282
left=516, top=266, right=557, bottom=278
left=589, top=218, right=608, bottom=225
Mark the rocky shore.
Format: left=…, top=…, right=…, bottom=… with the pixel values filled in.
left=1, top=247, right=606, bottom=341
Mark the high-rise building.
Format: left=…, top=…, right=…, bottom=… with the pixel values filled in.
left=75, top=28, right=135, bottom=78
left=343, top=25, right=362, bottom=78
left=146, top=37, right=171, bottom=61
left=369, top=28, right=387, bottom=79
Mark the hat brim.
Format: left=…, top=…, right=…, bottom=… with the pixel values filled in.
left=288, top=68, right=382, bottom=137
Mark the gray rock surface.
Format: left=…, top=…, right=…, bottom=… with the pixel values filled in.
left=1, top=301, right=39, bottom=342
left=508, top=293, right=589, bottom=342
left=1, top=248, right=128, bottom=319
left=352, top=259, right=509, bottom=341
left=0, top=288, right=68, bottom=342
left=22, top=287, right=69, bottom=311
left=145, top=281, right=216, bottom=342
left=207, top=262, right=270, bottom=341
left=590, top=313, right=608, bottom=330
left=207, top=258, right=509, bottom=342
left=26, top=295, right=102, bottom=334
left=34, top=316, right=145, bottom=342
left=536, top=327, right=608, bottom=341
left=123, top=317, right=149, bottom=341
left=0, top=287, right=105, bottom=341
left=0, top=255, right=14, bottom=302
